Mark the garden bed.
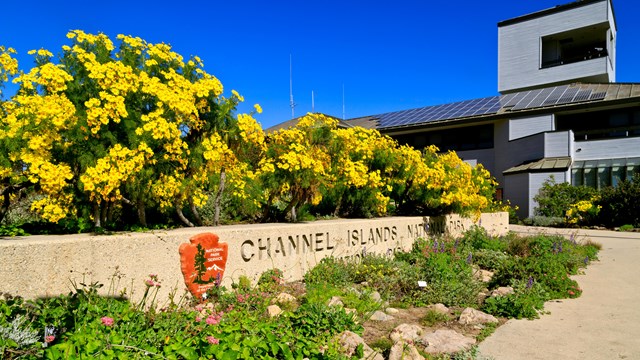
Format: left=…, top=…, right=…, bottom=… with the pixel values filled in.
left=0, top=227, right=600, bottom=359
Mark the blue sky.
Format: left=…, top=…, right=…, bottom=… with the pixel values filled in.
left=1, top=1, right=639, bottom=129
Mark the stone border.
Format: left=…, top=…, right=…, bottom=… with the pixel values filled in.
left=0, top=213, right=507, bottom=304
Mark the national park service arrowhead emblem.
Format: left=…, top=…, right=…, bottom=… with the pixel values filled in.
left=178, top=233, right=228, bottom=300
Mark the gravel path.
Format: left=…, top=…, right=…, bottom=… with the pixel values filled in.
left=478, top=226, right=640, bottom=360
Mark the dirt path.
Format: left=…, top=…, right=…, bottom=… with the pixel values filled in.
left=478, top=226, right=640, bottom=360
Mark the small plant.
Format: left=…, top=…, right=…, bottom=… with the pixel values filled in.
left=0, top=315, right=40, bottom=346
left=369, top=338, right=393, bottom=358
left=619, top=224, right=634, bottom=232
left=257, top=268, right=284, bottom=293
left=476, top=322, right=498, bottom=342
left=421, top=309, right=450, bottom=327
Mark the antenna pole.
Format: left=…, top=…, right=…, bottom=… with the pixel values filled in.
left=289, top=54, right=295, bottom=119
left=342, top=84, right=345, bottom=120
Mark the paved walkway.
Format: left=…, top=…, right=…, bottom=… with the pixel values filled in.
left=478, top=226, right=640, bottom=360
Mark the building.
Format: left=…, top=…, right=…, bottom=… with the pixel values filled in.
left=341, top=0, right=639, bottom=219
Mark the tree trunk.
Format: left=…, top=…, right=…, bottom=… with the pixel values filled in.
left=176, top=199, right=195, bottom=227
left=261, top=194, right=274, bottom=222
left=213, top=167, right=226, bottom=226
left=333, top=191, right=344, bottom=217
left=0, top=184, right=28, bottom=224
left=137, top=197, right=147, bottom=228
left=100, top=203, right=108, bottom=228
left=189, top=198, right=203, bottom=226
left=93, top=203, right=102, bottom=228
left=282, top=195, right=301, bottom=223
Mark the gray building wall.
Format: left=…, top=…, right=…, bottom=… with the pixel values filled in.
left=509, top=114, right=554, bottom=140
left=574, top=137, right=640, bottom=160
left=504, top=173, right=529, bottom=218
left=544, top=131, right=573, bottom=157
left=498, top=0, right=615, bottom=93
left=457, top=148, right=495, bottom=175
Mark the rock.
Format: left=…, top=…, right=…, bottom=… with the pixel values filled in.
left=274, top=292, right=297, bottom=304
left=458, top=307, right=498, bottom=325
left=266, top=305, right=282, bottom=317
left=390, top=323, right=424, bottom=343
left=370, top=291, right=382, bottom=302
left=385, top=307, right=400, bottom=314
left=426, top=303, right=449, bottom=315
left=370, top=310, right=394, bottom=321
left=421, top=329, right=476, bottom=354
left=474, top=269, right=494, bottom=282
left=337, top=331, right=384, bottom=360
left=327, top=296, right=344, bottom=307
left=389, top=341, right=425, bottom=360
left=490, top=286, right=514, bottom=297
left=477, top=290, right=489, bottom=304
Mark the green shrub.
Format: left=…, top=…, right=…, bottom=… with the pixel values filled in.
left=472, top=249, right=509, bottom=271
left=421, top=309, right=450, bottom=327
left=304, top=257, right=355, bottom=287
left=533, top=177, right=597, bottom=218
left=619, top=224, right=634, bottom=232
left=416, top=251, right=482, bottom=307
left=290, top=302, right=361, bottom=339
left=483, top=279, right=548, bottom=319
left=596, top=174, right=640, bottom=228
left=460, top=226, right=507, bottom=252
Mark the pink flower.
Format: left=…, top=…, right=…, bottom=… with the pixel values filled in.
left=206, top=336, right=219, bottom=344
left=568, top=290, right=575, bottom=296
left=206, top=314, right=220, bottom=325
left=101, top=316, right=114, bottom=327
left=195, top=316, right=202, bottom=322
left=45, top=335, right=55, bottom=343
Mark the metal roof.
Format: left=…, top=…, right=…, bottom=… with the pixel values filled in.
left=503, top=157, right=572, bottom=175
left=497, top=0, right=611, bottom=28
left=354, top=83, right=640, bottom=131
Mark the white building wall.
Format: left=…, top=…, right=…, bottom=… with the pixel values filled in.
left=509, top=114, right=554, bottom=140
left=498, top=0, right=615, bottom=93
left=544, top=131, right=573, bottom=157
left=574, top=137, right=640, bottom=160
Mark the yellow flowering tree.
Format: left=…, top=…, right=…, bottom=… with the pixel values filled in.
left=320, top=126, right=397, bottom=217
left=258, top=113, right=334, bottom=222
left=0, top=31, right=254, bottom=228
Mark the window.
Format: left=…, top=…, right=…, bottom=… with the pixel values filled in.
left=557, top=107, right=640, bottom=141
left=394, top=124, right=494, bottom=152
left=572, top=158, right=640, bottom=189
left=541, top=24, right=609, bottom=69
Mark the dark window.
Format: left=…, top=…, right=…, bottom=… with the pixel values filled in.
left=541, top=25, right=609, bottom=69
left=556, top=107, right=640, bottom=141
left=392, top=124, right=494, bottom=152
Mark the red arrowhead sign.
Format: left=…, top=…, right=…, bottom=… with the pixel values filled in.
left=179, top=233, right=228, bottom=300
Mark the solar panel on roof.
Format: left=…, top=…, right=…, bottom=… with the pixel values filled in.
left=512, top=89, right=540, bottom=110
left=557, top=86, right=580, bottom=104
left=503, top=92, right=527, bottom=108
left=541, top=85, right=569, bottom=106
left=526, top=87, right=554, bottom=109
left=573, top=88, right=592, bottom=102
left=589, top=91, right=606, bottom=100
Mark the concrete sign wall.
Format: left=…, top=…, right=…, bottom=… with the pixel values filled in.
left=0, top=213, right=507, bottom=304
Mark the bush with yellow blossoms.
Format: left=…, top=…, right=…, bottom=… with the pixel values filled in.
left=0, top=31, right=258, bottom=228
left=0, top=31, right=502, bottom=232
left=565, top=198, right=601, bottom=226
